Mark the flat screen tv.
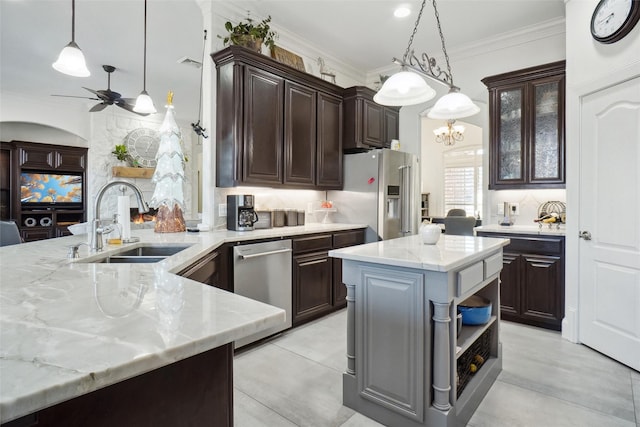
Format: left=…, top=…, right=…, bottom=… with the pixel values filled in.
left=20, top=172, right=83, bottom=207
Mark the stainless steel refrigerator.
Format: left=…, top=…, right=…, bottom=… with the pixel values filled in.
left=328, top=149, right=420, bottom=243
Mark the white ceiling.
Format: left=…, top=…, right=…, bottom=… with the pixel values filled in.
left=0, top=0, right=565, bottom=124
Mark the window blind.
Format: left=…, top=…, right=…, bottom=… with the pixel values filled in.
left=443, top=147, right=483, bottom=216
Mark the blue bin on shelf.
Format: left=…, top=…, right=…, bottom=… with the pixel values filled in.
left=459, top=295, right=492, bottom=325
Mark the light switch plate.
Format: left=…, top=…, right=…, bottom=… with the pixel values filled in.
left=497, top=203, right=504, bottom=215
left=219, top=203, right=227, bottom=217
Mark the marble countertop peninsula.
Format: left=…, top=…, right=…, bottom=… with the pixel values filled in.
left=329, top=234, right=510, bottom=272
left=0, top=223, right=366, bottom=423
left=475, top=223, right=566, bottom=236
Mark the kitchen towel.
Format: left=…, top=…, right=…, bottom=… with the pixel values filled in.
left=117, top=195, right=131, bottom=240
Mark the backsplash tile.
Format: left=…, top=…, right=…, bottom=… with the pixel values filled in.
left=487, top=189, right=566, bottom=225
left=214, top=187, right=327, bottom=229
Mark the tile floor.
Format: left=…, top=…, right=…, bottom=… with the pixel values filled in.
left=234, top=310, right=639, bottom=427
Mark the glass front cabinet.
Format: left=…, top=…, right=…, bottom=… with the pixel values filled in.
left=482, top=61, right=565, bottom=189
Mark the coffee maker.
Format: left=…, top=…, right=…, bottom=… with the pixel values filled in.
left=227, top=195, right=258, bottom=231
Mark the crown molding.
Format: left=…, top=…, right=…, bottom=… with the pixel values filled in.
left=367, top=17, right=566, bottom=82
left=449, top=17, right=566, bottom=61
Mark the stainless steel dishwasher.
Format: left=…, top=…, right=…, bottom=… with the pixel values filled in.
left=233, top=239, right=292, bottom=348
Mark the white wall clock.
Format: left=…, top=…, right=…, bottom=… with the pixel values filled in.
left=591, top=0, right=640, bottom=44
left=124, top=128, right=160, bottom=168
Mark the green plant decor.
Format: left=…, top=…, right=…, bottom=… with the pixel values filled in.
left=219, top=15, right=277, bottom=51
left=112, top=144, right=131, bottom=164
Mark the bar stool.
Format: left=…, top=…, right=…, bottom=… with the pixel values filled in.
left=0, top=221, right=23, bottom=247
left=443, top=216, right=476, bottom=236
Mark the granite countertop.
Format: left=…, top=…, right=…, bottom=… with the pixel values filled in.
left=329, top=234, right=510, bottom=272
left=475, top=223, right=566, bottom=236
left=0, top=223, right=366, bottom=423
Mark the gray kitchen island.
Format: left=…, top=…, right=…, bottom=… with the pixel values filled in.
left=329, top=234, right=510, bottom=427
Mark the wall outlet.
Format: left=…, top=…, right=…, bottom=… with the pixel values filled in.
left=218, top=203, right=227, bottom=217
left=510, top=203, right=520, bottom=216
left=497, top=203, right=504, bottom=215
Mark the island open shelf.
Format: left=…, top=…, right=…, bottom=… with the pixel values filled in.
left=457, top=315, right=497, bottom=357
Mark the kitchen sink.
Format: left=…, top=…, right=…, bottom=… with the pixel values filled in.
left=115, top=245, right=192, bottom=257
left=92, top=255, right=168, bottom=264
left=77, top=244, right=192, bottom=264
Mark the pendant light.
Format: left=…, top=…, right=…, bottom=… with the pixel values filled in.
left=52, top=0, right=90, bottom=77
left=134, top=0, right=157, bottom=114
left=428, top=87, right=480, bottom=120
left=375, top=0, right=480, bottom=121
left=373, top=71, right=435, bottom=106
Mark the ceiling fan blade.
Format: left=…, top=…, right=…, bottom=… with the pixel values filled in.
left=51, top=94, right=100, bottom=101
left=89, top=103, right=108, bottom=112
left=82, top=87, right=101, bottom=97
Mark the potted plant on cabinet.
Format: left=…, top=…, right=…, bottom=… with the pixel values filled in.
left=219, top=15, right=277, bottom=52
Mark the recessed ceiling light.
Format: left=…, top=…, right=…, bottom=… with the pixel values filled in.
left=394, top=6, right=411, bottom=18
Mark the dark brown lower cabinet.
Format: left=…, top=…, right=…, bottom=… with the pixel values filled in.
left=499, top=252, right=520, bottom=317
left=178, top=246, right=231, bottom=291
left=520, top=253, right=563, bottom=328
left=2, top=344, right=233, bottom=427
left=292, top=229, right=365, bottom=325
left=21, top=228, right=52, bottom=242
left=477, top=232, right=565, bottom=330
left=293, top=251, right=333, bottom=325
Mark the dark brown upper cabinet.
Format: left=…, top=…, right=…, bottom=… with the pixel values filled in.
left=212, top=46, right=343, bottom=190
left=482, top=61, right=566, bottom=189
left=343, top=86, right=399, bottom=153
left=316, top=93, right=343, bottom=187
left=15, top=142, right=86, bottom=172
left=284, top=80, right=316, bottom=187
left=243, top=66, right=284, bottom=185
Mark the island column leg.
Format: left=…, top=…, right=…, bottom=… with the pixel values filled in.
left=432, top=301, right=452, bottom=411
left=346, top=282, right=356, bottom=375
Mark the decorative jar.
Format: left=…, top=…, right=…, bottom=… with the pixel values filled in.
left=420, top=221, right=441, bottom=245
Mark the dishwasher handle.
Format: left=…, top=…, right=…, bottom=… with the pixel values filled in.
left=237, top=247, right=292, bottom=260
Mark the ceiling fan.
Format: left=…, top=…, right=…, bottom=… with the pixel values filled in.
left=52, top=65, right=149, bottom=116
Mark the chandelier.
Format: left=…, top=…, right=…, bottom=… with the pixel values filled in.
left=374, top=0, right=480, bottom=120
left=434, top=120, right=465, bottom=146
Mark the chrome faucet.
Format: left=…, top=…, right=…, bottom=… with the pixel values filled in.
left=91, top=181, right=149, bottom=251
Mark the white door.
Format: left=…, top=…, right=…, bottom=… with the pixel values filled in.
left=579, top=76, right=640, bottom=371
